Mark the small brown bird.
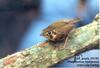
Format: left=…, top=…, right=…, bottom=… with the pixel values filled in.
left=41, top=18, right=80, bottom=47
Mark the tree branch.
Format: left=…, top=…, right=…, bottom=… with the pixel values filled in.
left=0, top=14, right=99, bottom=68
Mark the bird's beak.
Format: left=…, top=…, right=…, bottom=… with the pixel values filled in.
left=40, top=33, right=43, bottom=36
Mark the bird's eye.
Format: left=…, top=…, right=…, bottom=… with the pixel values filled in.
left=48, top=31, right=52, bottom=35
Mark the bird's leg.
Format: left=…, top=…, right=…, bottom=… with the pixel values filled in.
left=63, top=29, right=76, bottom=49
left=63, top=36, right=69, bottom=49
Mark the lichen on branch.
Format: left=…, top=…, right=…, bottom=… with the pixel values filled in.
left=0, top=14, right=99, bottom=68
